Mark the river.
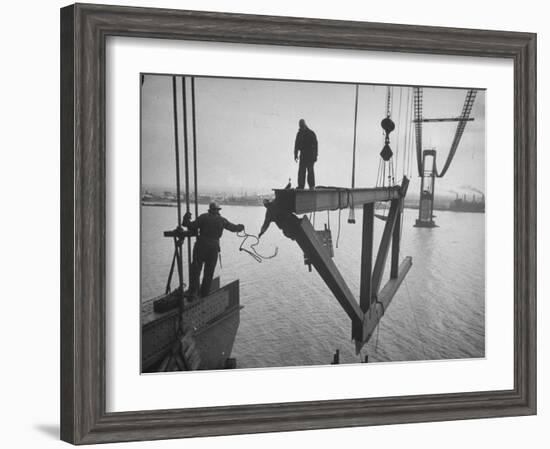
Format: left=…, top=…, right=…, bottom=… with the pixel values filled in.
left=141, top=204, right=485, bottom=368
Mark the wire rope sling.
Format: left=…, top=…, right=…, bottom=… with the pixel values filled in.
left=375, top=86, right=398, bottom=221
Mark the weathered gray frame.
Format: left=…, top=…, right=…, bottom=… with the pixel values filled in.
left=60, top=3, right=536, bottom=444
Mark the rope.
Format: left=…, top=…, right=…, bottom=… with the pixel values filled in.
left=181, top=77, right=192, bottom=271
left=191, top=77, right=199, bottom=219
left=351, top=84, right=359, bottom=189
left=237, top=231, right=278, bottom=263
left=408, top=89, right=415, bottom=178
left=402, top=87, right=412, bottom=179
left=170, top=76, right=184, bottom=295
left=386, top=86, right=392, bottom=117
left=394, top=87, right=403, bottom=178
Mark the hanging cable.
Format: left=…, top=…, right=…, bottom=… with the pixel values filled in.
left=396, top=86, right=403, bottom=179
left=181, top=77, right=192, bottom=274
left=237, top=231, right=278, bottom=263
left=348, top=84, right=359, bottom=224
left=191, top=77, right=199, bottom=219
left=350, top=84, right=359, bottom=189
left=171, top=76, right=185, bottom=295
left=403, top=87, right=412, bottom=179
left=373, top=86, right=397, bottom=221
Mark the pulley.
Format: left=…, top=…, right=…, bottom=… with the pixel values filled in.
left=380, top=143, right=393, bottom=162
left=380, top=117, right=395, bottom=161
left=381, top=116, right=395, bottom=136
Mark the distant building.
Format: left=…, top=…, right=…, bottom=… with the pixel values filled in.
left=449, top=193, right=485, bottom=213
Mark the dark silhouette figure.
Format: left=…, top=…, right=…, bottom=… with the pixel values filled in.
left=294, top=119, right=318, bottom=189
left=259, top=198, right=300, bottom=241
left=182, top=202, right=244, bottom=298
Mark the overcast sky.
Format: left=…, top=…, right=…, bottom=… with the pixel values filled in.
left=141, top=75, right=485, bottom=198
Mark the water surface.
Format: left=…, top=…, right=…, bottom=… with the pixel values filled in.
left=141, top=204, right=485, bottom=368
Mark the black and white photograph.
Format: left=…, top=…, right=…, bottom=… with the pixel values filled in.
left=1, top=0, right=543, bottom=446
left=140, top=74, right=486, bottom=373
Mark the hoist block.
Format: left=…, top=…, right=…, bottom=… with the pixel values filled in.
left=380, top=143, right=393, bottom=161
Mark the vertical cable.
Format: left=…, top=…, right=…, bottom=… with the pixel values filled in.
left=191, top=76, right=199, bottom=217
left=191, top=77, right=199, bottom=220
left=394, top=87, right=403, bottom=180
left=172, top=76, right=182, bottom=227
left=181, top=77, right=192, bottom=273
left=351, top=84, right=359, bottom=189
left=171, top=76, right=184, bottom=293
left=403, top=87, right=411, bottom=178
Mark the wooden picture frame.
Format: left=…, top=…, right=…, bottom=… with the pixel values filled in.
left=60, top=3, right=536, bottom=444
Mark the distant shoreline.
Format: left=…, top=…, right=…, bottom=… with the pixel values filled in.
left=141, top=200, right=485, bottom=213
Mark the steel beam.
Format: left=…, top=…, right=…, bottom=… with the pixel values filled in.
left=356, top=256, right=413, bottom=352
left=391, top=204, right=402, bottom=279
left=359, top=203, right=374, bottom=312
left=371, top=199, right=400, bottom=296
left=293, top=216, right=363, bottom=325
left=274, top=186, right=401, bottom=214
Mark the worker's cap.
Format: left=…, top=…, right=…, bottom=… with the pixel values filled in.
left=208, top=201, right=222, bottom=211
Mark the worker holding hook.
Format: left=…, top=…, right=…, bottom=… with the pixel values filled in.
left=182, top=201, right=244, bottom=300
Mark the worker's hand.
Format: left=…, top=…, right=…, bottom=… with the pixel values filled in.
left=258, top=230, right=264, bottom=238
left=295, top=157, right=299, bottom=163
left=175, top=226, right=185, bottom=238
left=237, top=224, right=245, bottom=232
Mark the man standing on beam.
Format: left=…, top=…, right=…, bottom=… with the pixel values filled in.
left=294, top=119, right=318, bottom=189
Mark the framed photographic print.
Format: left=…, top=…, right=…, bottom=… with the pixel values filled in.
left=60, top=3, right=536, bottom=444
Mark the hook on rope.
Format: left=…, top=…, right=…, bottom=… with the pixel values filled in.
left=237, top=230, right=278, bottom=263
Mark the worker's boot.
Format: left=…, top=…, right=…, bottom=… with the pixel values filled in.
left=184, top=289, right=198, bottom=302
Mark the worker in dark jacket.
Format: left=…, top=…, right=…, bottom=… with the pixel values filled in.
left=294, top=119, right=318, bottom=189
left=182, top=202, right=244, bottom=299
